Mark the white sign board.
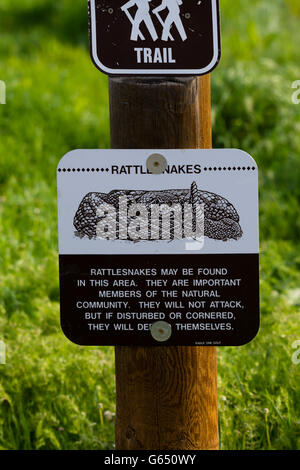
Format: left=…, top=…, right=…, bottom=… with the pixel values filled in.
left=57, top=149, right=260, bottom=346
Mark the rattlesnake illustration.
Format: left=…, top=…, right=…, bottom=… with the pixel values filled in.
left=73, top=182, right=242, bottom=241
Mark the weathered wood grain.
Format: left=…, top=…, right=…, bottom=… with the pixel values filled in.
left=109, top=75, right=219, bottom=450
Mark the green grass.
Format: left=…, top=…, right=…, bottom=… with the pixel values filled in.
left=0, top=0, right=300, bottom=450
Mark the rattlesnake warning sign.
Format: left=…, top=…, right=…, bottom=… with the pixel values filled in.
left=88, top=0, right=221, bottom=75
left=57, top=149, right=260, bottom=346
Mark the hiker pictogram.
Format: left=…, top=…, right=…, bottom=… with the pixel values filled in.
left=153, top=0, right=187, bottom=42
left=121, top=0, right=187, bottom=42
left=121, top=0, right=158, bottom=42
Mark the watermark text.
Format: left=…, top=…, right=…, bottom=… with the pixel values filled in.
left=0, top=341, right=6, bottom=364
left=292, top=340, right=300, bottom=365
left=0, top=80, right=6, bottom=104
left=292, top=80, right=300, bottom=104
left=96, top=196, right=204, bottom=244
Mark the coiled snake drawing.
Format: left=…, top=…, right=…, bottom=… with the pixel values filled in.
left=73, top=182, right=243, bottom=242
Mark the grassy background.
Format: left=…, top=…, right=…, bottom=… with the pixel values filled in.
left=0, top=0, right=299, bottom=450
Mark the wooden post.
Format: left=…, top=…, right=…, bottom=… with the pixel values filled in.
left=109, top=75, right=219, bottom=450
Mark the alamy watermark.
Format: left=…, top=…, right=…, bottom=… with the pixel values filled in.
left=292, top=340, right=300, bottom=365
left=0, top=80, right=6, bottom=104
left=95, top=195, right=204, bottom=244
left=0, top=341, right=6, bottom=364
left=291, top=80, right=300, bottom=104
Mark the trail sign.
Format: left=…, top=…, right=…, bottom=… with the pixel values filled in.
left=88, top=0, right=221, bottom=75
left=57, top=149, right=260, bottom=347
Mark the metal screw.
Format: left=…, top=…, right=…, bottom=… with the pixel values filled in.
left=151, top=321, right=172, bottom=342
left=146, top=154, right=167, bottom=174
